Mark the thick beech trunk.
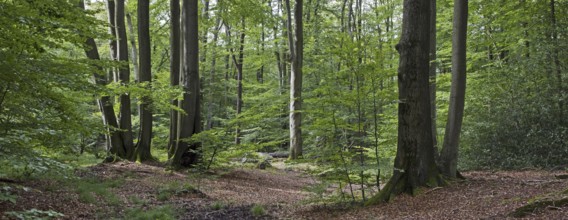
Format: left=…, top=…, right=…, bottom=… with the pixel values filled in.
left=286, top=0, right=303, bottom=159
left=168, top=0, right=180, bottom=156
left=429, top=0, right=438, bottom=151
left=366, top=0, right=443, bottom=205
left=135, top=0, right=153, bottom=161
left=170, top=0, right=201, bottom=168
left=115, top=0, right=134, bottom=158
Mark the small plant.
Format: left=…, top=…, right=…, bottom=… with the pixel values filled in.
left=73, top=178, right=123, bottom=205
left=0, top=186, right=18, bottom=204
left=157, top=190, right=173, bottom=201
left=128, top=195, right=147, bottom=205
left=211, top=201, right=224, bottom=210
left=125, top=205, right=176, bottom=220
left=250, top=204, right=265, bottom=217
left=5, top=209, right=64, bottom=220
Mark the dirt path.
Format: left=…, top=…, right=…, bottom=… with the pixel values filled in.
left=1, top=162, right=567, bottom=219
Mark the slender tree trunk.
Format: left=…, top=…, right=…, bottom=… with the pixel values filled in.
left=106, top=0, right=117, bottom=79
left=168, top=0, right=180, bottom=157
left=429, top=0, right=438, bottom=152
left=440, top=0, right=468, bottom=178
left=126, top=12, right=139, bottom=79
left=115, top=0, right=134, bottom=158
left=81, top=0, right=125, bottom=157
left=550, top=0, right=564, bottom=123
left=366, top=0, right=443, bottom=205
left=229, top=19, right=246, bottom=145
left=287, top=0, right=303, bottom=159
left=135, top=0, right=153, bottom=161
left=205, top=19, right=221, bottom=130
left=170, top=0, right=201, bottom=168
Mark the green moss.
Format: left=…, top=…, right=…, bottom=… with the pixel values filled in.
left=125, top=205, right=176, bottom=220
left=250, top=204, right=265, bottom=217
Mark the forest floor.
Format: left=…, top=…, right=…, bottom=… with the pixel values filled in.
left=1, top=161, right=568, bottom=219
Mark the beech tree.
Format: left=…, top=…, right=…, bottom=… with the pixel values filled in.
left=115, top=0, right=135, bottom=158
left=168, top=0, right=180, bottom=156
left=135, top=0, right=153, bottom=161
left=287, top=0, right=304, bottom=159
left=367, top=0, right=443, bottom=204
left=169, top=0, right=201, bottom=168
left=440, top=0, right=468, bottom=178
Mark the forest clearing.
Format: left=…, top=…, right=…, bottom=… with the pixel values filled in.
left=1, top=161, right=567, bottom=219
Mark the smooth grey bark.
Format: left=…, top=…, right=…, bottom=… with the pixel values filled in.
left=135, top=0, right=153, bottom=161
left=106, top=0, right=117, bottom=75
left=168, top=0, right=180, bottom=157
left=170, top=0, right=201, bottom=168
left=429, top=0, right=438, bottom=151
left=126, top=12, right=139, bottom=79
left=367, top=0, right=443, bottom=205
left=115, top=0, right=134, bottom=158
left=286, top=0, right=303, bottom=159
left=81, top=0, right=125, bottom=157
left=440, top=0, right=468, bottom=178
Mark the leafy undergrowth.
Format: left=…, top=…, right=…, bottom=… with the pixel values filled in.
left=1, top=163, right=567, bottom=219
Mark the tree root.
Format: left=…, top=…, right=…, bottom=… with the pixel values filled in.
left=508, top=190, right=568, bottom=218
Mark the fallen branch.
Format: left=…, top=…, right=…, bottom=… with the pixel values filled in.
left=0, top=178, right=21, bottom=184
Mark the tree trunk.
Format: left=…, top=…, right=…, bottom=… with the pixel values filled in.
left=366, top=0, right=443, bottom=205
left=287, top=0, right=303, bottom=159
left=106, top=0, right=117, bottom=79
left=81, top=0, right=125, bottom=157
left=168, top=0, right=180, bottom=157
left=205, top=19, right=221, bottom=130
left=229, top=19, right=246, bottom=145
left=429, top=0, right=438, bottom=152
left=440, top=0, right=468, bottom=178
left=135, top=0, right=153, bottom=161
left=115, top=0, right=134, bottom=158
left=550, top=0, right=564, bottom=123
left=126, top=12, right=139, bottom=79
left=170, top=0, right=201, bottom=168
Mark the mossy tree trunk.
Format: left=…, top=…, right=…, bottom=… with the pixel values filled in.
left=366, top=0, right=443, bottom=205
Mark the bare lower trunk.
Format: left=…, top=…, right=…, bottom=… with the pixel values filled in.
left=170, top=0, right=201, bottom=168
left=287, top=0, right=303, bottom=159
left=115, top=0, right=134, bottom=158
left=135, top=0, right=153, bottom=161
left=429, top=0, right=438, bottom=152
left=440, top=0, right=468, bottom=178
left=367, top=0, right=443, bottom=205
left=168, top=0, right=180, bottom=156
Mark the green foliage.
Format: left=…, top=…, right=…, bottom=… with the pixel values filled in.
left=250, top=204, right=265, bottom=217
left=5, top=209, right=64, bottom=220
left=211, top=201, right=225, bottom=210
left=73, top=178, right=123, bottom=205
left=124, top=205, right=176, bottom=220
left=456, top=0, right=568, bottom=170
left=156, top=181, right=198, bottom=201
left=0, top=186, right=18, bottom=204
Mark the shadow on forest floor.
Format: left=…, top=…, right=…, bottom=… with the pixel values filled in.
left=1, top=162, right=567, bottom=219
